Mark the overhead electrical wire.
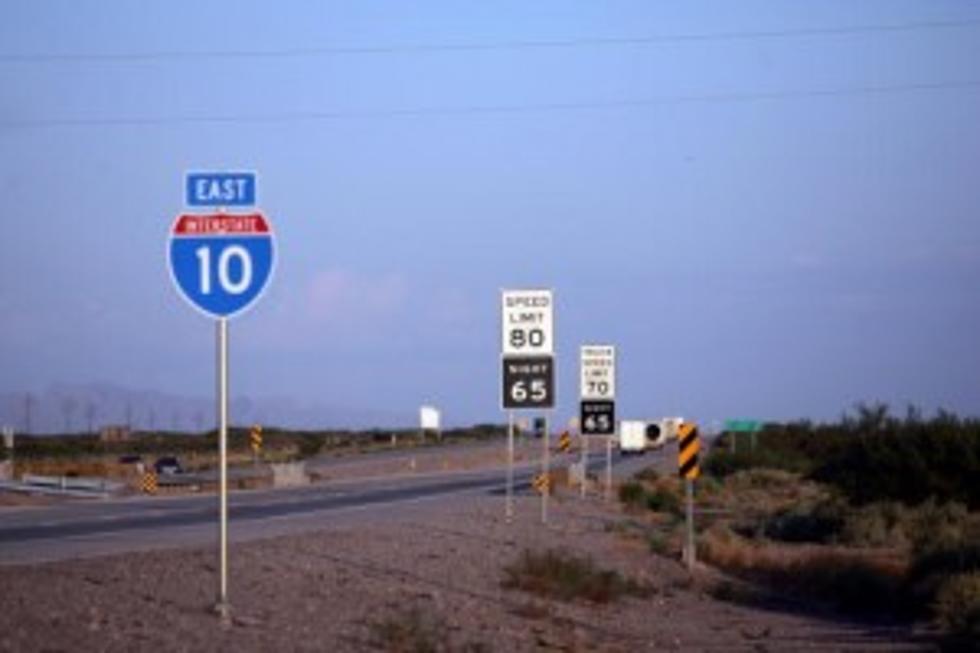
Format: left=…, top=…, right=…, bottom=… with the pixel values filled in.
left=0, top=17, right=979, bottom=63
left=3, top=79, right=978, bottom=130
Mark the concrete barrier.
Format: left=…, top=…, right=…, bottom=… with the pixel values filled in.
left=271, top=462, right=309, bottom=488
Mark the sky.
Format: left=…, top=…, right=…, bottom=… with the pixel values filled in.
left=1, top=1, right=979, bottom=429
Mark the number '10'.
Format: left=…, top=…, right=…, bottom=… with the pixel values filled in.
left=195, top=245, right=252, bottom=295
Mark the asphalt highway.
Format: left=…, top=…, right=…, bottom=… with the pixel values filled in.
left=0, top=446, right=666, bottom=565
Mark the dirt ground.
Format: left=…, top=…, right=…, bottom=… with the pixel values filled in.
left=0, top=490, right=936, bottom=652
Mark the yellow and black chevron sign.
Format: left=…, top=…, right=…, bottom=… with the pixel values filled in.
left=532, top=473, right=551, bottom=495
left=141, top=471, right=158, bottom=495
left=250, top=424, right=263, bottom=453
left=677, top=422, right=700, bottom=480
left=557, top=430, right=571, bottom=453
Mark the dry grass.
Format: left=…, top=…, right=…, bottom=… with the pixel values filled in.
left=699, top=524, right=907, bottom=613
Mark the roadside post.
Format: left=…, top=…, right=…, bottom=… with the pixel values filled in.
left=677, top=422, right=701, bottom=570
left=168, top=170, right=274, bottom=619
left=606, top=435, right=613, bottom=500
left=1, top=426, right=13, bottom=478
left=579, top=345, right=616, bottom=500
left=501, top=289, right=555, bottom=525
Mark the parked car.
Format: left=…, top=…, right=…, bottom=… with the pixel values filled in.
left=118, top=454, right=142, bottom=465
left=153, top=456, right=183, bottom=475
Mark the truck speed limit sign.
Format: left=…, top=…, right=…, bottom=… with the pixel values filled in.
left=501, top=289, right=554, bottom=356
left=580, top=345, right=615, bottom=400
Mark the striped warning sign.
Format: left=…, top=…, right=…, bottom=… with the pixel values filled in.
left=557, top=430, right=571, bottom=453
left=677, top=422, right=700, bottom=480
left=532, top=473, right=551, bottom=495
left=250, top=424, right=263, bottom=454
left=141, top=472, right=158, bottom=494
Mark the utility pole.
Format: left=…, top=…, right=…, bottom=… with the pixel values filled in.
left=24, top=393, right=33, bottom=434
left=61, top=397, right=77, bottom=433
left=85, top=402, right=97, bottom=435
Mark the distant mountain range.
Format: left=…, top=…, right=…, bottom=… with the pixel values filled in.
left=0, top=382, right=412, bottom=435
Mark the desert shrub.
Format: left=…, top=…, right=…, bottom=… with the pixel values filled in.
left=704, top=405, right=980, bottom=509
left=632, top=466, right=660, bottom=483
left=695, top=475, right=722, bottom=497
left=811, top=414, right=980, bottom=508
left=906, top=501, right=971, bottom=555
left=502, top=549, right=650, bottom=603
left=840, top=502, right=912, bottom=548
left=645, top=487, right=681, bottom=515
left=705, top=446, right=811, bottom=478
left=369, top=607, right=450, bottom=653
left=618, top=481, right=645, bottom=508
left=759, top=496, right=847, bottom=544
left=934, top=572, right=980, bottom=645
left=647, top=532, right=672, bottom=556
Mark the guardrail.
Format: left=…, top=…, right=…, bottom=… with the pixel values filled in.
left=4, top=474, right=125, bottom=497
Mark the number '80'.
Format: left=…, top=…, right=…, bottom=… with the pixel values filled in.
left=509, top=328, right=545, bottom=349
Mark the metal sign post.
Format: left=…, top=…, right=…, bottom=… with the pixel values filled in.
left=168, top=171, right=274, bottom=620
left=216, top=318, right=230, bottom=617
left=500, top=289, right=556, bottom=524
left=506, top=411, right=515, bottom=522
left=580, top=344, right=616, bottom=500
left=580, top=432, right=587, bottom=498
left=677, top=422, right=701, bottom=570
left=605, top=434, right=613, bottom=500
left=541, top=415, right=549, bottom=524
left=685, top=478, right=695, bottom=570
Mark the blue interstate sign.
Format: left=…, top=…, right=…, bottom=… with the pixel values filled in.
left=168, top=213, right=275, bottom=319
left=186, top=172, right=257, bottom=207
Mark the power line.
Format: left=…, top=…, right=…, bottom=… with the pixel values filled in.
left=3, top=79, right=978, bottom=130
left=1, top=17, right=979, bottom=63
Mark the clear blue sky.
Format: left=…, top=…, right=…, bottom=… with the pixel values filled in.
left=1, top=1, right=979, bottom=427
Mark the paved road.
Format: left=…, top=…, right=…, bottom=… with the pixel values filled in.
left=0, top=445, right=668, bottom=565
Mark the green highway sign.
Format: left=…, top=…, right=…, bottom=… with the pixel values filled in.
left=724, top=419, right=763, bottom=433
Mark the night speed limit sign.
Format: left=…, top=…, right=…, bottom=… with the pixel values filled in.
left=502, top=356, right=555, bottom=410
left=501, top=289, right=554, bottom=356
left=581, top=400, right=615, bottom=435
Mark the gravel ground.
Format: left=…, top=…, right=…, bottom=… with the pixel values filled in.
left=0, top=489, right=934, bottom=652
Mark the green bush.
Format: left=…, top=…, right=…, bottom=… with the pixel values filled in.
left=810, top=412, right=980, bottom=509
left=618, top=481, right=645, bottom=508
left=645, top=487, right=681, bottom=515
left=761, top=497, right=847, bottom=544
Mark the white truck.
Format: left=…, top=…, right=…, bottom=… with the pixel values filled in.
left=619, top=421, right=648, bottom=454
left=619, top=417, right=684, bottom=454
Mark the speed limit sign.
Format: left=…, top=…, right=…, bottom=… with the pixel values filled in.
left=581, top=400, right=615, bottom=435
left=501, top=289, right=554, bottom=356
left=502, top=356, right=555, bottom=410
left=580, top=345, right=615, bottom=400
